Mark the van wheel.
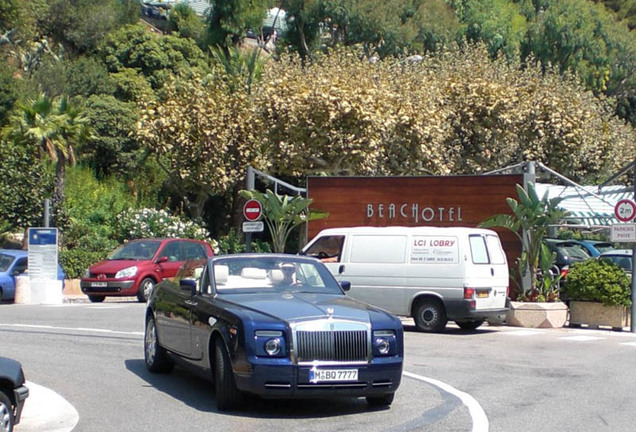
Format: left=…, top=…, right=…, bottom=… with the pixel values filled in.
left=413, top=299, right=447, bottom=333
left=456, top=320, right=484, bottom=331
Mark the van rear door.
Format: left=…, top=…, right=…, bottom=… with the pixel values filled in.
left=465, top=234, right=508, bottom=310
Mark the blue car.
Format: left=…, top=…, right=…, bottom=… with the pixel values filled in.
left=0, top=249, right=65, bottom=301
left=145, top=254, right=404, bottom=411
left=571, top=240, right=615, bottom=257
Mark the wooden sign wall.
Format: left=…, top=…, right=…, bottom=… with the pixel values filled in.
left=307, top=175, right=524, bottom=290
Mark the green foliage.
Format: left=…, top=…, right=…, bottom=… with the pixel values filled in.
left=169, top=3, right=205, bottom=43
left=480, top=183, right=569, bottom=301
left=216, top=228, right=272, bottom=254
left=0, top=139, right=53, bottom=230
left=564, top=259, right=632, bottom=306
left=0, top=63, right=19, bottom=125
left=81, top=95, right=142, bottom=177
left=463, top=0, right=527, bottom=58
left=239, top=189, right=328, bottom=252
left=43, top=0, right=134, bottom=54
left=99, top=24, right=209, bottom=91
left=60, top=247, right=109, bottom=279
left=205, top=0, right=269, bottom=49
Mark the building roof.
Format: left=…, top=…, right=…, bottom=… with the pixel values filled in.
left=535, top=183, right=635, bottom=227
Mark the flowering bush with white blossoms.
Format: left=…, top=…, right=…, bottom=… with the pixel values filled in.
left=116, top=208, right=218, bottom=252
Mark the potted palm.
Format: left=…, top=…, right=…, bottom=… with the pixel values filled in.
left=563, top=259, right=631, bottom=330
left=480, top=183, right=570, bottom=328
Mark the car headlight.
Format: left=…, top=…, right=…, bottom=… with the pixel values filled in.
left=83, top=268, right=90, bottom=278
left=255, top=330, right=286, bottom=357
left=373, top=330, right=396, bottom=356
left=115, top=266, right=138, bottom=279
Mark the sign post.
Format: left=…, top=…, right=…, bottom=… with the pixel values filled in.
left=612, top=194, right=636, bottom=333
left=27, top=227, right=62, bottom=304
left=243, top=199, right=264, bottom=253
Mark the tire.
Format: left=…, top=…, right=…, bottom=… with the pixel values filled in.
left=366, top=393, right=394, bottom=407
left=456, top=319, right=485, bottom=331
left=137, top=278, right=155, bottom=303
left=214, top=339, right=242, bottom=411
left=413, top=298, right=447, bottom=333
left=0, top=390, right=14, bottom=432
left=144, top=316, right=173, bottom=373
left=88, top=295, right=105, bottom=303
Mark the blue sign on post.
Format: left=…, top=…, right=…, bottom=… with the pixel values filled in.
left=27, top=227, right=59, bottom=281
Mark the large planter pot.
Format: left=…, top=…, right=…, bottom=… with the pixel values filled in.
left=507, top=301, right=568, bottom=328
left=569, top=301, right=631, bottom=330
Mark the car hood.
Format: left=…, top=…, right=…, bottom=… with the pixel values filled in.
left=219, top=292, right=381, bottom=324
left=89, top=260, right=144, bottom=274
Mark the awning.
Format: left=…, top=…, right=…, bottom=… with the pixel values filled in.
left=535, top=183, right=635, bottom=228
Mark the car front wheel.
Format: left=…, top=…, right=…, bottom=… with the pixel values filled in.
left=137, top=278, right=155, bottom=303
left=88, top=295, right=105, bottom=303
left=144, top=316, right=173, bottom=373
left=413, top=298, right=447, bottom=333
left=214, top=339, right=242, bottom=411
left=0, top=390, right=14, bottom=432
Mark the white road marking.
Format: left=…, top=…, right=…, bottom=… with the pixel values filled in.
left=404, top=371, right=489, bottom=432
left=501, top=329, right=545, bottom=336
left=559, top=336, right=605, bottom=342
left=20, top=381, right=79, bottom=432
left=621, top=342, right=636, bottom=347
left=0, top=323, right=143, bottom=336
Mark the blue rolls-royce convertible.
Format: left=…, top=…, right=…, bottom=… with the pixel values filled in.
left=144, top=254, right=403, bottom=411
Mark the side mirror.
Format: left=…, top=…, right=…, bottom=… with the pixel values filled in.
left=155, top=256, right=168, bottom=264
left=340, top=281, right=351, bottom=292
left=180, top=278, right=196, bottom=294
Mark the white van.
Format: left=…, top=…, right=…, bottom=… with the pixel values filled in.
left=301, top=226, right=509, bottom=332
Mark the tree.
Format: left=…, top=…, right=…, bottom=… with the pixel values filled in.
left=239, top=189, right=328, bottom=252
left=169, top=3, right=205, bottom=44
left=81, top=94, right=142, bottom=178
left=205, top=0, right=270, bottom=53
left=2, top=94, right=91, bottom=220
left=479, top=183, right=569, bottom=302
left=99, top=24, right=209, bottom=91
left=0, top=138, right=53, bottom=231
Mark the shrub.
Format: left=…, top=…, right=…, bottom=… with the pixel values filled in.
left=217, top=228, right=271, bottom=255
left=115, top=208, right=219, bottom=252
left=564, top=259, right=631, bottom=306
left=60, top=248, right=110, bottom=279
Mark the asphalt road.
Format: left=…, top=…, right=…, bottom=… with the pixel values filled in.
left=1, top=301, right=636, bottom=432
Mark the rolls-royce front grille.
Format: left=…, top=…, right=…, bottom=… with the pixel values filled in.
left=296, top=330, right=368, bottom=362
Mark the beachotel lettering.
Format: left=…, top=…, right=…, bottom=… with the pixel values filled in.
left=366, top=204, right=463, bottom=223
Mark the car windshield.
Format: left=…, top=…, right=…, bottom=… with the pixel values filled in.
left=602, top=255, right=633, bottom=272
left=212, top=256, right=343, bottom=295
left=0, top=253, right=15, bottom=272
left=558, top=243, right=590, bottom=261
left=107, top=241, right=161, bottom=260
left=594, top=243, right=615, bottom=254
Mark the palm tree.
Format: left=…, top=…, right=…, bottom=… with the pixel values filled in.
left=240, top=189, right=328, bottom=253
left=479, top=183, right=570, bottom=301
left=3, top=94, right=91, bottom=219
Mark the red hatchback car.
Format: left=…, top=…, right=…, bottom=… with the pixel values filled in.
left=80, top=238, right=214, bottom=303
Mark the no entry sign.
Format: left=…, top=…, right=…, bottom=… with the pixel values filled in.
left=243, top=199, right=263, bottom=222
